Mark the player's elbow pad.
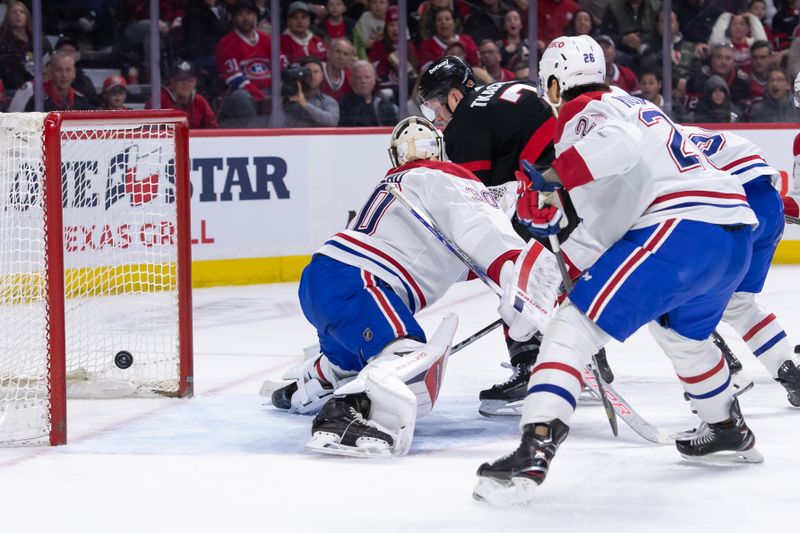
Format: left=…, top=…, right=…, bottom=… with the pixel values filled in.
left=581, top=122, right=643, bottom=179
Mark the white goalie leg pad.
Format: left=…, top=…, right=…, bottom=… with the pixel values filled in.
left=497, top=240, right=561, bottom=342
left=723, top=291, right=797, bottom=377
left=521, top=302, right=608, bottom=428
left=335, top=313, right=459, bottom=456
left=281, top=354, right=358, bottom=414
left=649, top=322, right=732, bottom=424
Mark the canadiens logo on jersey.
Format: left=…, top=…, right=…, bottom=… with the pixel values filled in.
left=244, top=59, right=272, bottom=81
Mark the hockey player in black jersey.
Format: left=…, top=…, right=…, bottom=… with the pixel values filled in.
left=418, top=56, right=611, bottom=417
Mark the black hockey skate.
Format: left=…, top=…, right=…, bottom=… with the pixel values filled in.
left=473, top=420, right=569, bottom=506
left=775, top=360, right=800, bottom=407
left=306, top=394, right=394, bottom=458
left=675, top=400, right=762, bottom=463
left=478, top=335, right=540, bottom=417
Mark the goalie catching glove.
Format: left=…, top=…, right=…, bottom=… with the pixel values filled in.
left=497, top=240, right=561, bottom=341
left=515, top=160, right=566, bottom=238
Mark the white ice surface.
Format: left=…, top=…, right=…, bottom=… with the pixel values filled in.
left=2, top=267, right=799, bottom=533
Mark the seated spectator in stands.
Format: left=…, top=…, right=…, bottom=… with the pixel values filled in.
left=565, top=9, right=599, bottom=38
left=0, top=0, right=52, bottom=91
left=748, top=0, right=773, bottom=44
left=676, top=0, right=724, bottom=50
left=687, top=43, right=751, bottom=108
left=149, top=61, right=219, bottom=128
left=601, top=0, right=660, bottom=58
left=509, top=53, right=531, bottom=80
left=369, top=6, right=419, bottom=92
left=354, top=0, right=388, bottom=59
left=322, top=38, right=355, bottom=101
left=316, top=0, right=356, bottom=41
left=639, top=10, right=702, bottom=86
left=537, top=0, right=580, bottom=44
left=101, top=75, right=132, bottom=111
left=282, top=2, right=329, bottom=64
left=121, top=0, right=185, bottom=69
left=709, top=12, right=767, bottom=72
left=54, top=37, right=102, bottom=108
left=748, top=40, right=773, bottom=104
left=748, top=66, right=800, bottom=121
left=339, top=60, right=397, bottom=126
left=694, top=75, right=740, bottom=122
left=418, top=7, right=479, bottom=67
left=254, top=0, right=272, bottom=33
left=498, top=9, right=528, bottom=68
left=772, top=0, right=800, bottom=51
left=25, top=52, right=95, bottom=112
left=463, top=0, right=506, bottom=44
left=479, top=40, right=514, bottom=81
left=283, top=56, right=340, bottom=127
left=638, top=70, right=665, bottom=108
left=183, top=0, right=231, bottom=86
left=216, top=0, right=274, bottom=128
left=598, top=35, right=641, bottom=94
left=416, top=0, right=467, bottom=42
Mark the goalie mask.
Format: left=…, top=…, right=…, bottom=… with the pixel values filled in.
left=388, top=116, right=445, bottom=167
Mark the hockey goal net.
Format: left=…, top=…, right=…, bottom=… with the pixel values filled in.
left=0, top=110, right=193, bottom=446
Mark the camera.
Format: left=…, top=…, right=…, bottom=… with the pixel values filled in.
left=281, top=66, right=313, bottom=98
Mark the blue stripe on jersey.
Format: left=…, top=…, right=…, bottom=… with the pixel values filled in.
left=685, top=375, right=732, bottom=400
left=651, top=202, right=751, bottom=212
left=753, top=331, right=787, bottom=357
left=324, top=240, right=418, bottom=313
left=527, top=384, right=577, bottom=410
left=731, top=162, right=769, bottom=175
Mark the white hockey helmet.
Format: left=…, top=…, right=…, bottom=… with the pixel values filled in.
left=539, top=35, right=606, bottom=107
left=794, top=71, right=800, bottom=107
left=388, top=116, right=445, bottom=167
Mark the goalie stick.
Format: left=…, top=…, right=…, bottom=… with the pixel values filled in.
left=386, top=184, right=670, bottom=444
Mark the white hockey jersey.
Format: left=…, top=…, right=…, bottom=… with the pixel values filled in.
left=680, top=125, right=779, bottom=187
left=317, top=159, right=525, bottom=312
left=784, top=131, right=800, bottom=217
left=551, top=87, right=757, bottom=273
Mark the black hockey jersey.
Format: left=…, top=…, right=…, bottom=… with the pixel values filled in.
left=443, top=80, right=556, bottom=188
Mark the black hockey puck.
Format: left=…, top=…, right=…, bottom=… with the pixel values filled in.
left=114, top=350, right=134, bottom=369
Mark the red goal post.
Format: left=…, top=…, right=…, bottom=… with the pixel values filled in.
left=0, top=110, right=193, bottom=447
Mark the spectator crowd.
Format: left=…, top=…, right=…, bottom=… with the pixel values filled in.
left=1, top=0, right=799, bottom=126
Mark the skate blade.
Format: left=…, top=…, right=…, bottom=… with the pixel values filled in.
left=478, top=400, right=523, bottom=418
left=680, top=446, right=764, bottom=464
left=472, top=476, right=538, bottom=507
left=306, top=432, right=392, bottom=459
left=259, top=379, right=288, bottom=398
left=731, top=372, right=754, bottom=398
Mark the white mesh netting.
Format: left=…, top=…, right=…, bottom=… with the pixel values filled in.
left=0, top=113, right=188, bottom=446
left=0, top=113, right=52, bottom=445
left=61, top=121, right=182, bottom=399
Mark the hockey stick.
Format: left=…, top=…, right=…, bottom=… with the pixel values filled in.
left=548, top=233, right=619, bottom=438
left=786, top=214, right=800, bottom=225
left=387, top=184, right=668, bottom=444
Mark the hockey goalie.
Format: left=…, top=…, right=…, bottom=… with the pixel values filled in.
left=266, top=117, right=561, bottom=457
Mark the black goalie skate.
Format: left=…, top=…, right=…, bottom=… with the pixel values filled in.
left=473, top=420, right=569, bottom=506
left=478, top=335, right=541, bottom=417
left=306, top=394, right=394, bottom=458
left=675, top=400, right=763, bottom=463
left=776, top=360, right=800, bottom=407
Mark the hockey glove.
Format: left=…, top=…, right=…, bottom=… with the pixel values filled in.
left=497, top=241, right=561, bottom=341
left=516, top=189, right=564, bottom=238
left=516, top=159, right=563, bottom=193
